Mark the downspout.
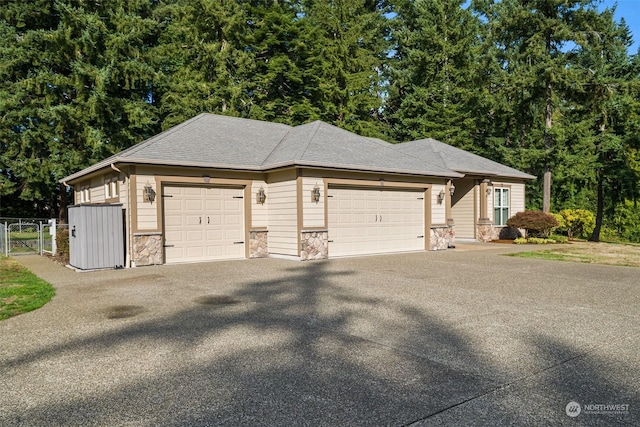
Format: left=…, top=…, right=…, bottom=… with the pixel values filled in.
left=111, top=163, right=133, bottom=268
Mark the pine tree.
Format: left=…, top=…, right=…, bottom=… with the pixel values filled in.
left=472, top=0, right=604, bottom=213
left=387, top=0, right=482, bottom=149
left=0, top=0, right=160, bottom=218
left=300, top=0, right=390, bottom=138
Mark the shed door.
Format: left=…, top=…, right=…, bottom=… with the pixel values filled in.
left=163, top=186, right=244, bottom=263
left=328, top=187, right=425, bottom=257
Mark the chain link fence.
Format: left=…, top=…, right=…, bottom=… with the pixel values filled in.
left=0, top=218, right=62, bottom=257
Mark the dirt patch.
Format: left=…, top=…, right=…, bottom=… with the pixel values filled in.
left=105, top=305, right=146, bottom=319
left=195, top=295, right=241, bottom=306
left=510, top=241, right=640, bottom=267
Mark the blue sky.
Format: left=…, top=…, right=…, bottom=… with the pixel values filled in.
left=602, top=0, right=640, bottom=53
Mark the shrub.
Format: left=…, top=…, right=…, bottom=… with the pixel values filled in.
left=498, top=226, right=522, bottom=240
left=506, top=211, right=558, bottom=238
left=527, top=237, right=556, bottom=244
left=549, top=234, right=569, bottom=243
left=56, top=228, right=70, bottom=262
left=514, top=237, right=528, bottom=244
left=554, top=209, right=595, bottom=240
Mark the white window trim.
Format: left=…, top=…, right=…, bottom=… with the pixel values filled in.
left=494, top=187, right=510, bottom=226
left=105, top=176, right=119, bottom=200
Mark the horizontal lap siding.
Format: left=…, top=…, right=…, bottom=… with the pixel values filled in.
left=267, top=180, right=298, bottom=256
left=303, top=177, right=325, bottom=228
left=452, top=179, right=476, bottom=239
left=431, top=183, right=445, bottom=225
left=136, top=174, right=158, bottom=230
left=251, top=180, right=268, bottom=228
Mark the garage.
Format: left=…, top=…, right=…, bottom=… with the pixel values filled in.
left=328, top=187, right=426, bottom=257
left=163, top=185, right=245, bottom=263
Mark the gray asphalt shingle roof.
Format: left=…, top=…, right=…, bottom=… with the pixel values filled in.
left=394, top=138, right=536, bottom=180
left=62, top=113, right=533, bottom=182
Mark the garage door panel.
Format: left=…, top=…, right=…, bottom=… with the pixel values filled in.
left=329, top=187, right=425, bottom=257
left=164, top=185, right=245, bottom=263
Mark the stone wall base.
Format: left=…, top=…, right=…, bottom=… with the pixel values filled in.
left=477, top=221, right=502, bottom=242
left=301, top=230, right=328, bottom=260
left=133, top=233, right=163, bottom=266
left=249, top=230, right=269, bottom=258
left=430, top=226, right=455, bottom=250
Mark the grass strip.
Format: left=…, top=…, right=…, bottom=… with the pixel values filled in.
left=0, top=256, right=55, bottom=320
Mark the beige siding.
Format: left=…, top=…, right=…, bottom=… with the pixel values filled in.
left=90, top=176, right=106, bottom=203
left=266, top=179, right=298, bottom=256
left=302, top=177, right=325, bottom=228
left=136, top=174, right=158, bottom=230
left=431, top=183, right=446, bottom=225
left=451, top=179, right=476, bottom=239
left=251, top=180, right=269, bottom=228
left=511, top=182, right=526, bottom=214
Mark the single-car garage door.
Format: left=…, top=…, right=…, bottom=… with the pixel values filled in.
left=163, top=186, right=245, bottom=263
left=328, top=187, right=425, bottom=257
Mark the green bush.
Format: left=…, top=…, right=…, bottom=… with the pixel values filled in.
left=507, top=211, right=558, bottom=238
left=549, top=234, right=569, bottom=243
left=56, top=228, right=70, bottom=262
left=514, top=237, right=528, bottom=244
left=554, top=209, right=595, bottom=240
left=527, top=237, right=556, bottom=244
left=604, top=200, right=640, bottom=243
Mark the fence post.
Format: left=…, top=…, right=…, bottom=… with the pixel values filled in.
left=49, top=219, right=57, bottom=255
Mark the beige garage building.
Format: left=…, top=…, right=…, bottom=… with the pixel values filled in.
left=61, top=114, right=534, bottom=267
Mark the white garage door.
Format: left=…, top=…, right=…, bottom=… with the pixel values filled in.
left=328, top=187, right=425, bottom=257
left=163, top=186, right=245, bottom=263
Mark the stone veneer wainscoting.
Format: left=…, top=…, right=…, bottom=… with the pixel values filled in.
left=430, top=226, right=455, bottom=250
left=249, top=230, right=269, bottom=258
left=133, top=233, right=163, bottom=266
left=300, top=230, right=328, bottom=260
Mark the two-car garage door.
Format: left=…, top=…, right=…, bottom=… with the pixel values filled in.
left=328, top=187, right=425, bottom=257
left=163, top=186, right=244, bottom=263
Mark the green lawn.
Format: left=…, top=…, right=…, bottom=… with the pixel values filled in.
left=0, top=256, right=55, bottom=320
left=507, top=241, right=640, bottom=267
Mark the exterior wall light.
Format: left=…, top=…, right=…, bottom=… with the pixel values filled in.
left=143, top=182, right=156, bottom=203
left=449, top=181, right=455, bottom=196
left=311, top=185, right=321, bottom=203
left=256, top=186, right=266, bottom=205
left=438, top=189, right=446, bottom=204
left=483, top=178, right=494, bottom=196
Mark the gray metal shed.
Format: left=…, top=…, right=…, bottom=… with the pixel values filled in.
left=68, top=204, right=125, bottom=270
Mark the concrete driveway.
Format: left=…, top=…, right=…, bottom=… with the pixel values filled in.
left=1, top=244, right=639, bottom=426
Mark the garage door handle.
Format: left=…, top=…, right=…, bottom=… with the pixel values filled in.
left=207, top=217, right=210, bottom=224
left=417, top=236, right=424, bottom=238
left=199, top=217, right=202, bottom=224
left=375, top=214, right=377, bottom=222
left=380, top=215, right=382, bottom=222
left=233, top=241, right=244, bottom=244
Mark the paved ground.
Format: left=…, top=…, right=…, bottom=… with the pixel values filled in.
left=1, top=243, right=639, bottom=426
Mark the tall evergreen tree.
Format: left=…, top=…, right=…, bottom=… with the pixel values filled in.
left=151, top=0, right=253, bottom=129
left=0, top=0, right=159, bottom=218
left=473, top=0, right=603, bottom=213
left=387, top=0, right=482, bottom=149
left=301, top=0, right=390, bottom=138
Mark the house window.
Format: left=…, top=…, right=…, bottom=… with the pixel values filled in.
left=78, top=185, right=91, bottom=203
left=494, top=188, right=510, bottom=226
left=105, top=176, right=119, bottom=200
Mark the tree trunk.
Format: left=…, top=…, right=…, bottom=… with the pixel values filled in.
left=589, top=176, right=604, bottom=242
left=58, top=184, right=69, bottom=223
left=543, top=75, right=553, bottom=213
left=543, top=168, right=551, bottom=213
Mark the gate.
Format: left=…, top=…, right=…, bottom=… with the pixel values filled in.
left=8, top=222, right=41, bottom=256
left=0, top=222, right=6, bottom=256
